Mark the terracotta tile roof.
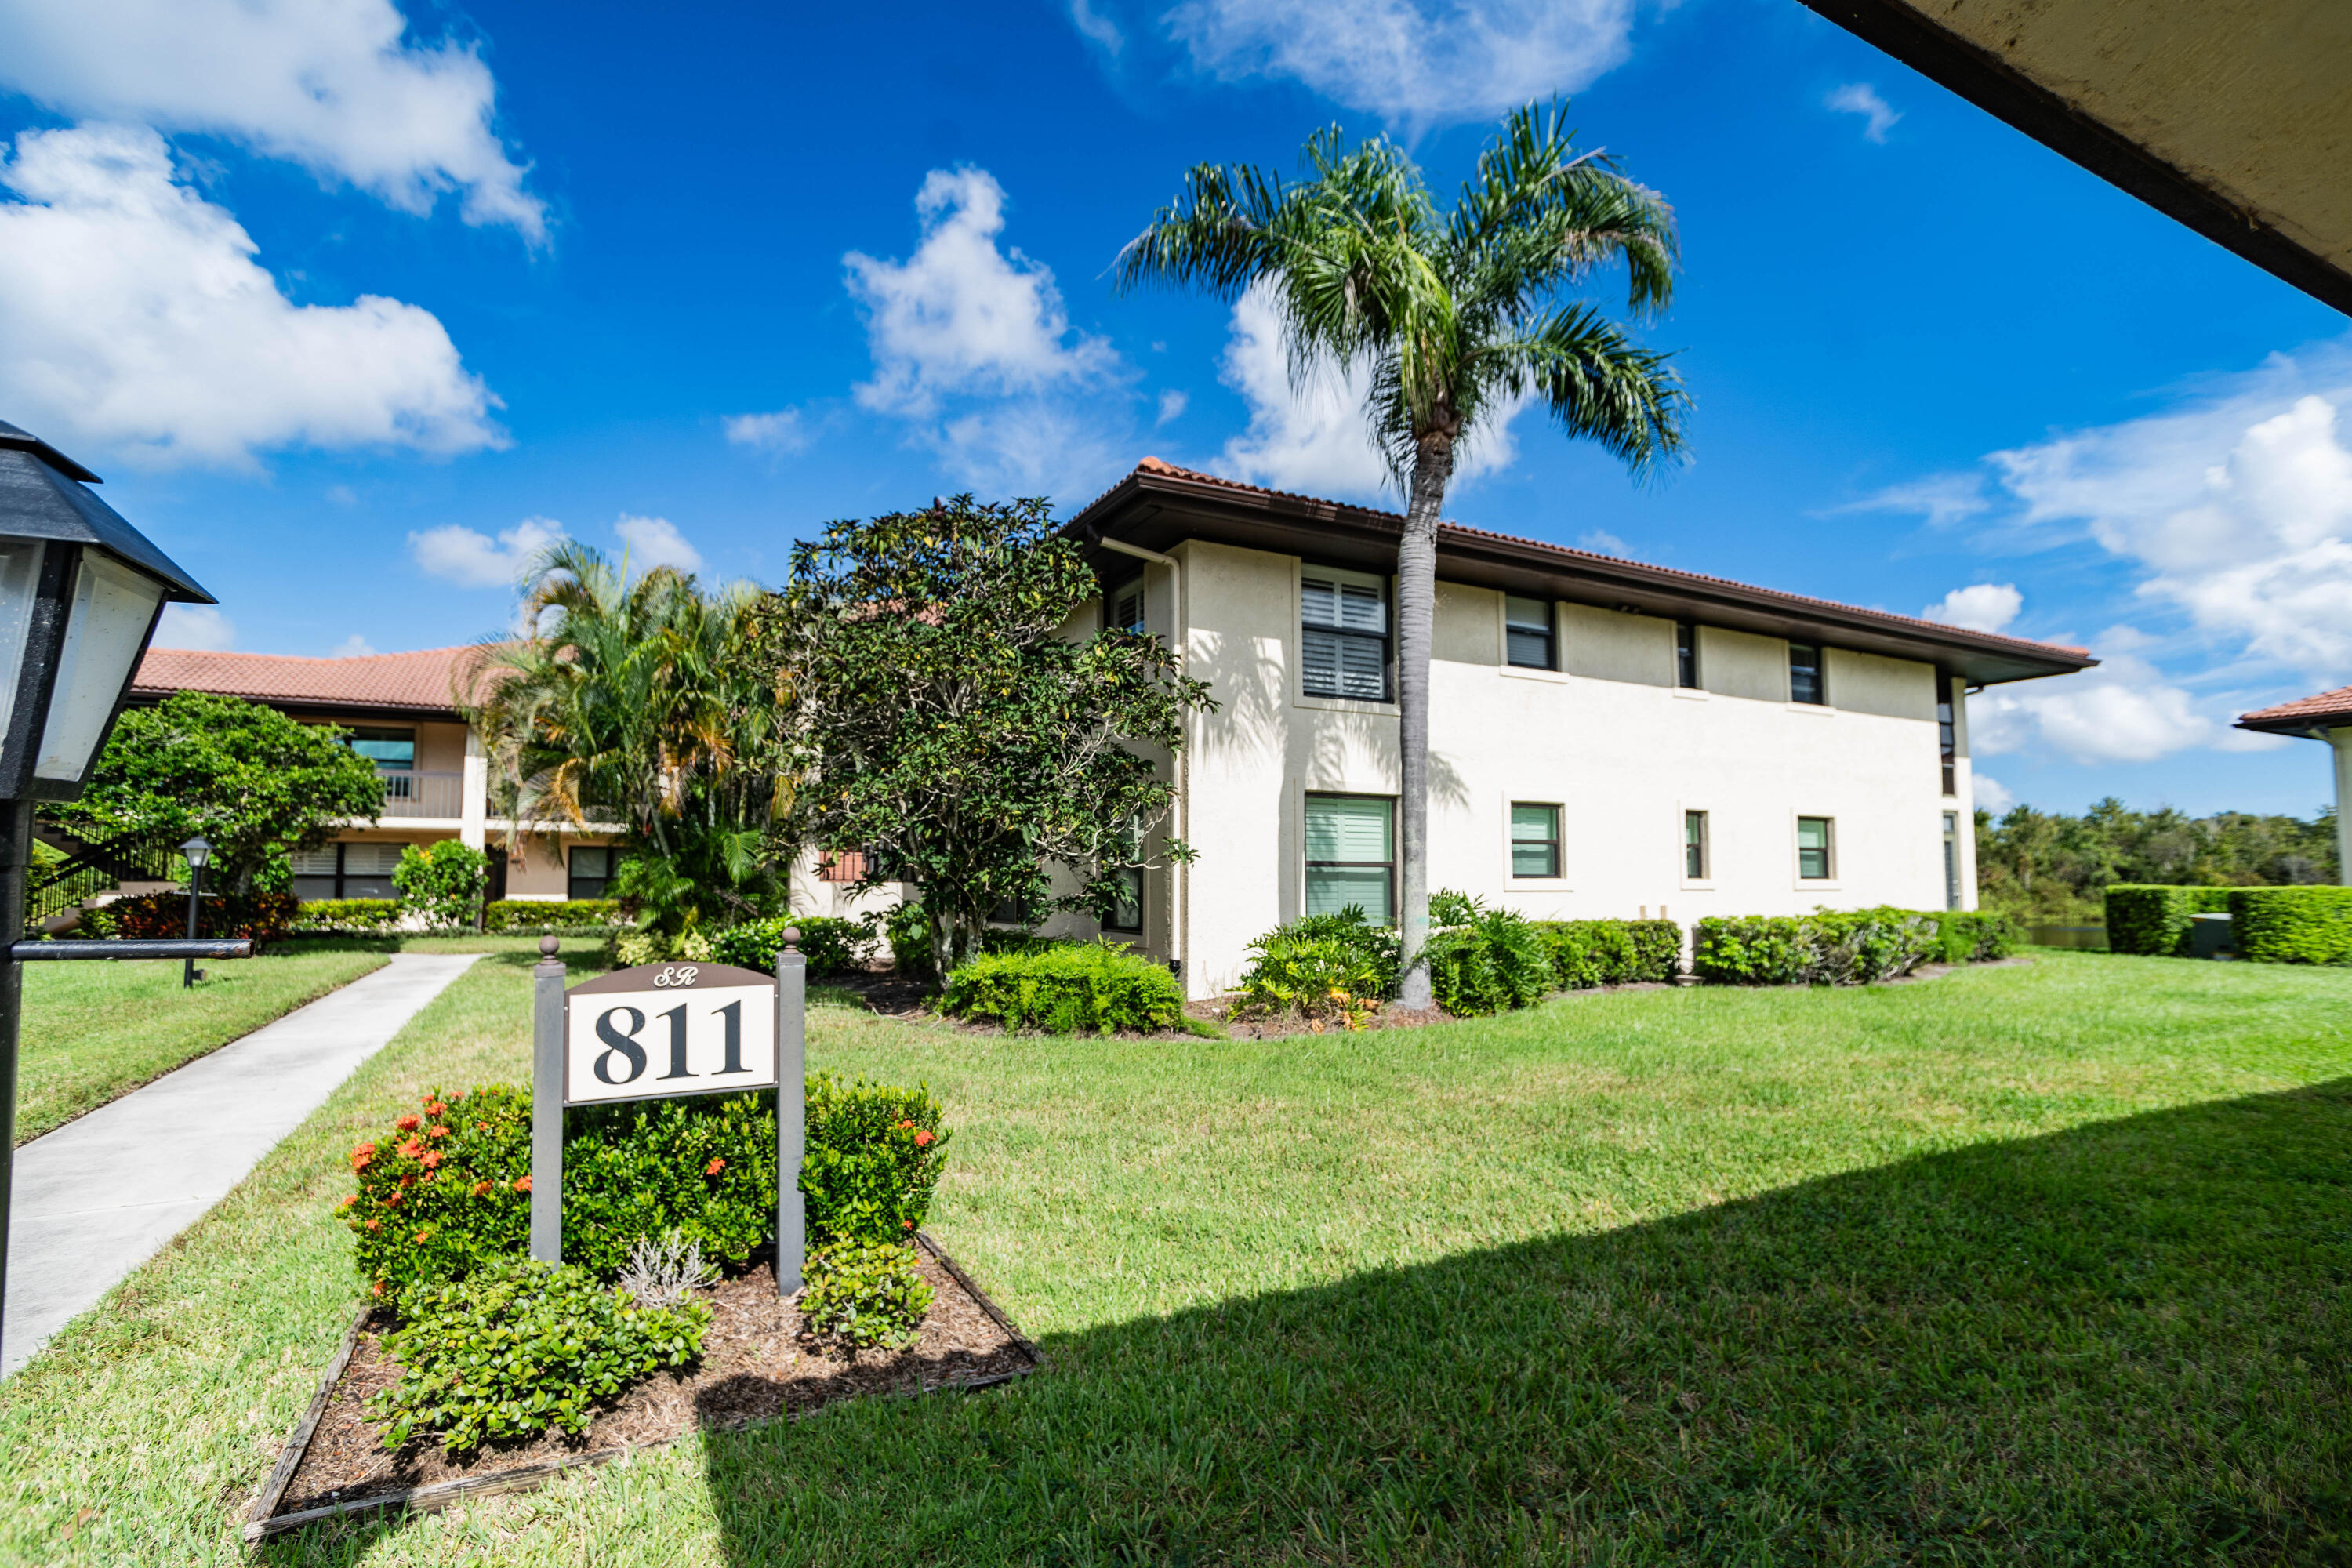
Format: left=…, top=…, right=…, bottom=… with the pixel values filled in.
left=1098, top=457, right=2094, bottom=664
left=132, top=644, right=495, bottom=717
left=2237, top=684, right=2352, bottom=734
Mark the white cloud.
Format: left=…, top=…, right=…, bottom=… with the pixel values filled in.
left=1841, top=471, right=1988, bottom=528
left=1216, top=282, right=1524, bottom=500
left=615, top=514, right=702, bottom=575
left=845, top=168, right=1119, bottom=419
left=724, top=408, right=811, bottom=455
left=1156, top=389, right=1189, bottom=426
left=1826, top=82, right=1900, bottom=143
left=1968, top=651, right=2213, bottom=765
left=0, top=124, right=503, bottom=466
left=0, top=0, right=544, bottom=239
left=932, top=401, right=1134, bottom=502
left=1069, top=0, right=1125, bottom=54
left=1577, top=528, right=1630, bottom=555
left=1971, top=772, right=2016, bottom=813
left=154, top=603, right=234, bottom=650
left=1162, top=0, right=1635, bottom=130
left=1923, top=583, right=2023, bottom=633
left=409, top=515, right=564, bottom=587
left=328, top=633, right=378, bottom=657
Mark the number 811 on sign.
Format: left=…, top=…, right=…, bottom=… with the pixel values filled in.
left=562, top=962, right=779, bottom=1105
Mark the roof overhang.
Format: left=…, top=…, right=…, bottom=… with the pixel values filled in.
left=1798, top=0, right=2352, bottom=317
left=1068, top=467, right=2097, bottom=688
left=2235, top=706, right=2352, bottom=740
left=123, top=687, right=464, bottom=724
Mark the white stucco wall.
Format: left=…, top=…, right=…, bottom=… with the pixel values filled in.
left=1077, top=539, right=1977, bottom=998
left=2333, top=727, right=2352, bottom=885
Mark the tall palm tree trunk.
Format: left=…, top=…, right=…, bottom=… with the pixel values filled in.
left=1395, top=430, right=1455, bottom=1010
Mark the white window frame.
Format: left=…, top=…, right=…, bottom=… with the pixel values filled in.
left=1793, top=811, right=1838, bottom=889
left=1679, top=805, right=1713, bottom=890
left=1505, top=798, right=1566, bottom=884
left=1294, top=561, right=1396, bottom=712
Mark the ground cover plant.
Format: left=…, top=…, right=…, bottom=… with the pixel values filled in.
left=13, top=946, right=387, bottom=1143
left=3, top=942, right=2349, bottom=1563
left=939, top=938, right=1185, bottom=1034
left=367, top=1258, right=708, bottom=1457
left=797, top=1241, right=933, bottom=1351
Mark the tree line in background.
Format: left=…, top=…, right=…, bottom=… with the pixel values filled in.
left=1974, top=799, right=2342, bottom=925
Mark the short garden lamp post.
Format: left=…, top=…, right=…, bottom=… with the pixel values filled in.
left=0, top=420, right=218, bottom=1359
left=180, top=835, right=211, bottom=988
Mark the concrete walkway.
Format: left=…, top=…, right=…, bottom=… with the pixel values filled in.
left=2, top=951, right=480, bottom=1376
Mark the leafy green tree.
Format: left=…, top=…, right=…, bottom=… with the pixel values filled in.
left=1975, top=797, right=2340, bottom=923
left=394, top=840, right=491, bottom=929
left=47, top=690, right=384, bottom=895
left=467, top=544, right=793, bottom=938
left=755, top=495, right=1215, bottom=976
left=1116, top=101, right=1686, bottom=1005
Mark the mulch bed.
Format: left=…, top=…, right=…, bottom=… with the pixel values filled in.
left=247, top=1233, right=1039, bottom=1542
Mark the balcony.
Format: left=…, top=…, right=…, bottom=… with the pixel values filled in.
left=378, top=769, right=465, bottom=819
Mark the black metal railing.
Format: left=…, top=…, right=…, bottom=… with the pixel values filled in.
left=23, top=828, right=180, bottom=936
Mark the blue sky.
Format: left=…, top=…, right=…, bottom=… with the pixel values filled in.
left=0, top=0, right=2345, bottom=818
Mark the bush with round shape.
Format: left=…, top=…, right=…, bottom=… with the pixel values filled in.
left=1230, top=906, right=1399, bottom=1026
left=366, top=1257, right=707, bottom=1456
left=940, top=939, right=1183, bottom=1034
left=394, top=840, right=490, bottom=929
left=559, top=1091, right=782, bottom=1278
left=799, top=1240, right=934, bottom=1350
left=343, top=1086, right=532, bottom=1293
left=1423, top=901, right=1552, bottom=1017
left=802, top=1074, right=951, bottom=1243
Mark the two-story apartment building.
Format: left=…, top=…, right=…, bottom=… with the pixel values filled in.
left=1052, top=459, right=2097, bottom=999
left=128, top=645, right=622, bottom=902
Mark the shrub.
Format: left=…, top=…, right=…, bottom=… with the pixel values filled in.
left=343, top=1087, right=532, bottom=1292
left=2228, top=887, right=2352, bottom=965
left=1533, top=920, right=1682, bottom=989
left=110, top=887, right=299, bottom=945
left=799, top=1240, right=934, bottom=1350
left=1693, top=907, right=1941, bottom=986
left=367, top=1258, right=706, bottom=1456
left=618, top=1231, right=717, bottom=1310
left=708, top=915, right=877, bottom=977
left=1423, top=897, right=1553, bottom=1017
left=292, top=897, right=404, bottom=932
left=803, top=1074, right=953, bottom=1243
left=482, top=898, right=625, bottom=932
left=2104, top=885, right=2234, bottom=956
left=1933, top=909, right=2023, bottom=964
left=940, top=939, right=1184, bottom=1034
left=886, top=901, right=934, bottom=978
left=1230, top=906, right=1399, bottom=1026
left=561, top=1092, right=782, bottom=1278
left=605, top=925, right=715, bottom=969
left=395, top=840, right=490, bottom=928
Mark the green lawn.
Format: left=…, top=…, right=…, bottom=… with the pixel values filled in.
left=13, top=946, right=389, bottom=1145
left=2, top=947, right=2347, bottom=1564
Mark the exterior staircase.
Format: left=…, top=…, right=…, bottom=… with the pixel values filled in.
left=24, top=824, right=182, bottom=936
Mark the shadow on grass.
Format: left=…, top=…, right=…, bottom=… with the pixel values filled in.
left=697, top=1080, right=2352, bottom=1565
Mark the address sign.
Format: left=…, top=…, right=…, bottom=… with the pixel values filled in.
left=562, top=961, right=779, bottom=1105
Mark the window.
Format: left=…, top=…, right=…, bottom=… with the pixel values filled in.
left=1305, top=793, right=1393, bottom=922
left=568, top=845, right=615, bottom=900
left=1301, top=568, right=1388, bottom=701
left=1684, top=810, right=1709, bottom=880
left=1796, top=816, right=1834, bottom=880
left=1509, top=802, right=1561, bottom=878
left=1105, top=818, right=1144, bottom=932
left=1936, top=677, right=1958, bottom=795
left=1504, top=596, right=1555, bottom=670
left=1107, top=574, right=1145, bottom=634
left=1676, top=621, right=1701, bottom=688
left=290, top=841, right=404, bottom=901
left=1943, top=811, right=1961, bottom=910
left=817, top=849, right=866, bottom=884
left=1788, top=642, right=1825, bottom=705
left=347, top=726, right=417, bottom=800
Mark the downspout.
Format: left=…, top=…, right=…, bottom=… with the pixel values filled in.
left=1093, top=535, right=1189, bottom=989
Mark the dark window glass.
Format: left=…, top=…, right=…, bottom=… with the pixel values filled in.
left=1937, top=676, right=1958, bottom=795
left=1509, top=803, right=1561, bottom=878
left=1301, top=571, right=1388, bottom=701
left=1305, top=793, right=1393, bottom=922
left=1106, top=866, right=1143, bottom=932
left=1789, top=643, right=1825, bottom=705
left=1797, top=816, right=1833, bottom=880
left=1108, top=575, right=1145, bottom=633
left=1676, top=622, right=1700, bottom=688
left=568, top=846, right=614, bottom=900
left=346, top=726, right=416, bottom=772
left=1943, top=811, right=1961, bottom=909
left=1504, top=596, right=1555, bottom=670
left=1684, top=810, right=1708, bottom=879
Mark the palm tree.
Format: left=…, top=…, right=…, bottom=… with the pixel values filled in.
left=465, top=543, right=793, bottom=935
left=1116, top=101, right=1687, bottom=1007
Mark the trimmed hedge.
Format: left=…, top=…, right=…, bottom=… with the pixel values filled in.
left=709, top=916, right=876, bottom=977
left=293, top=898, right=405, bottom=932
left=2228, top=887, right=2352, bottom=965
left=1694, top=907, right=1941, bottom=986
left=940, top=939, right=1184, bottom=1034
left=2103, top=885, right=2234, bottom=956
left=482, top=898, right=625, bottom=931
left=1532, top=920, right=1682, bottom=989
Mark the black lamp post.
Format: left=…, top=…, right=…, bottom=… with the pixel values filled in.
left=180, top=834, right=211, bottom=988
left=0, top=419, right=220, bottom=1358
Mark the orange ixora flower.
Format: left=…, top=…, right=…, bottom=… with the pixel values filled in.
left=514, top=1175, right=532, bottom=1193
left=397, top=1138, right=424, bottom=1160
left=413, top=1229, right=430, bottom=1244
left=337, top=1195, right=356, bottom=1210
left=446, top=1091, right=465, bottom=1104
left=705, top=1157, right=725, bottom=1177
left=395, top=1115, right=420, bottom=1132
left=366, top=1219, right=383, bottom=1232
left=421, top=1151, right=442, bottom=1170
left=913, top=1130, right=934, bottom=1148
left=426, top=1125, right=449, bottom=1138
left=350, top=1145, right=375, bottom=1172
left=472, top=1181, right=493, bottom=1197
left=423, top=1100, right=446, bottom=1116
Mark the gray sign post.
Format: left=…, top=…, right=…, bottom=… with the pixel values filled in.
left=528, top=930, right=806, bottom=1295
